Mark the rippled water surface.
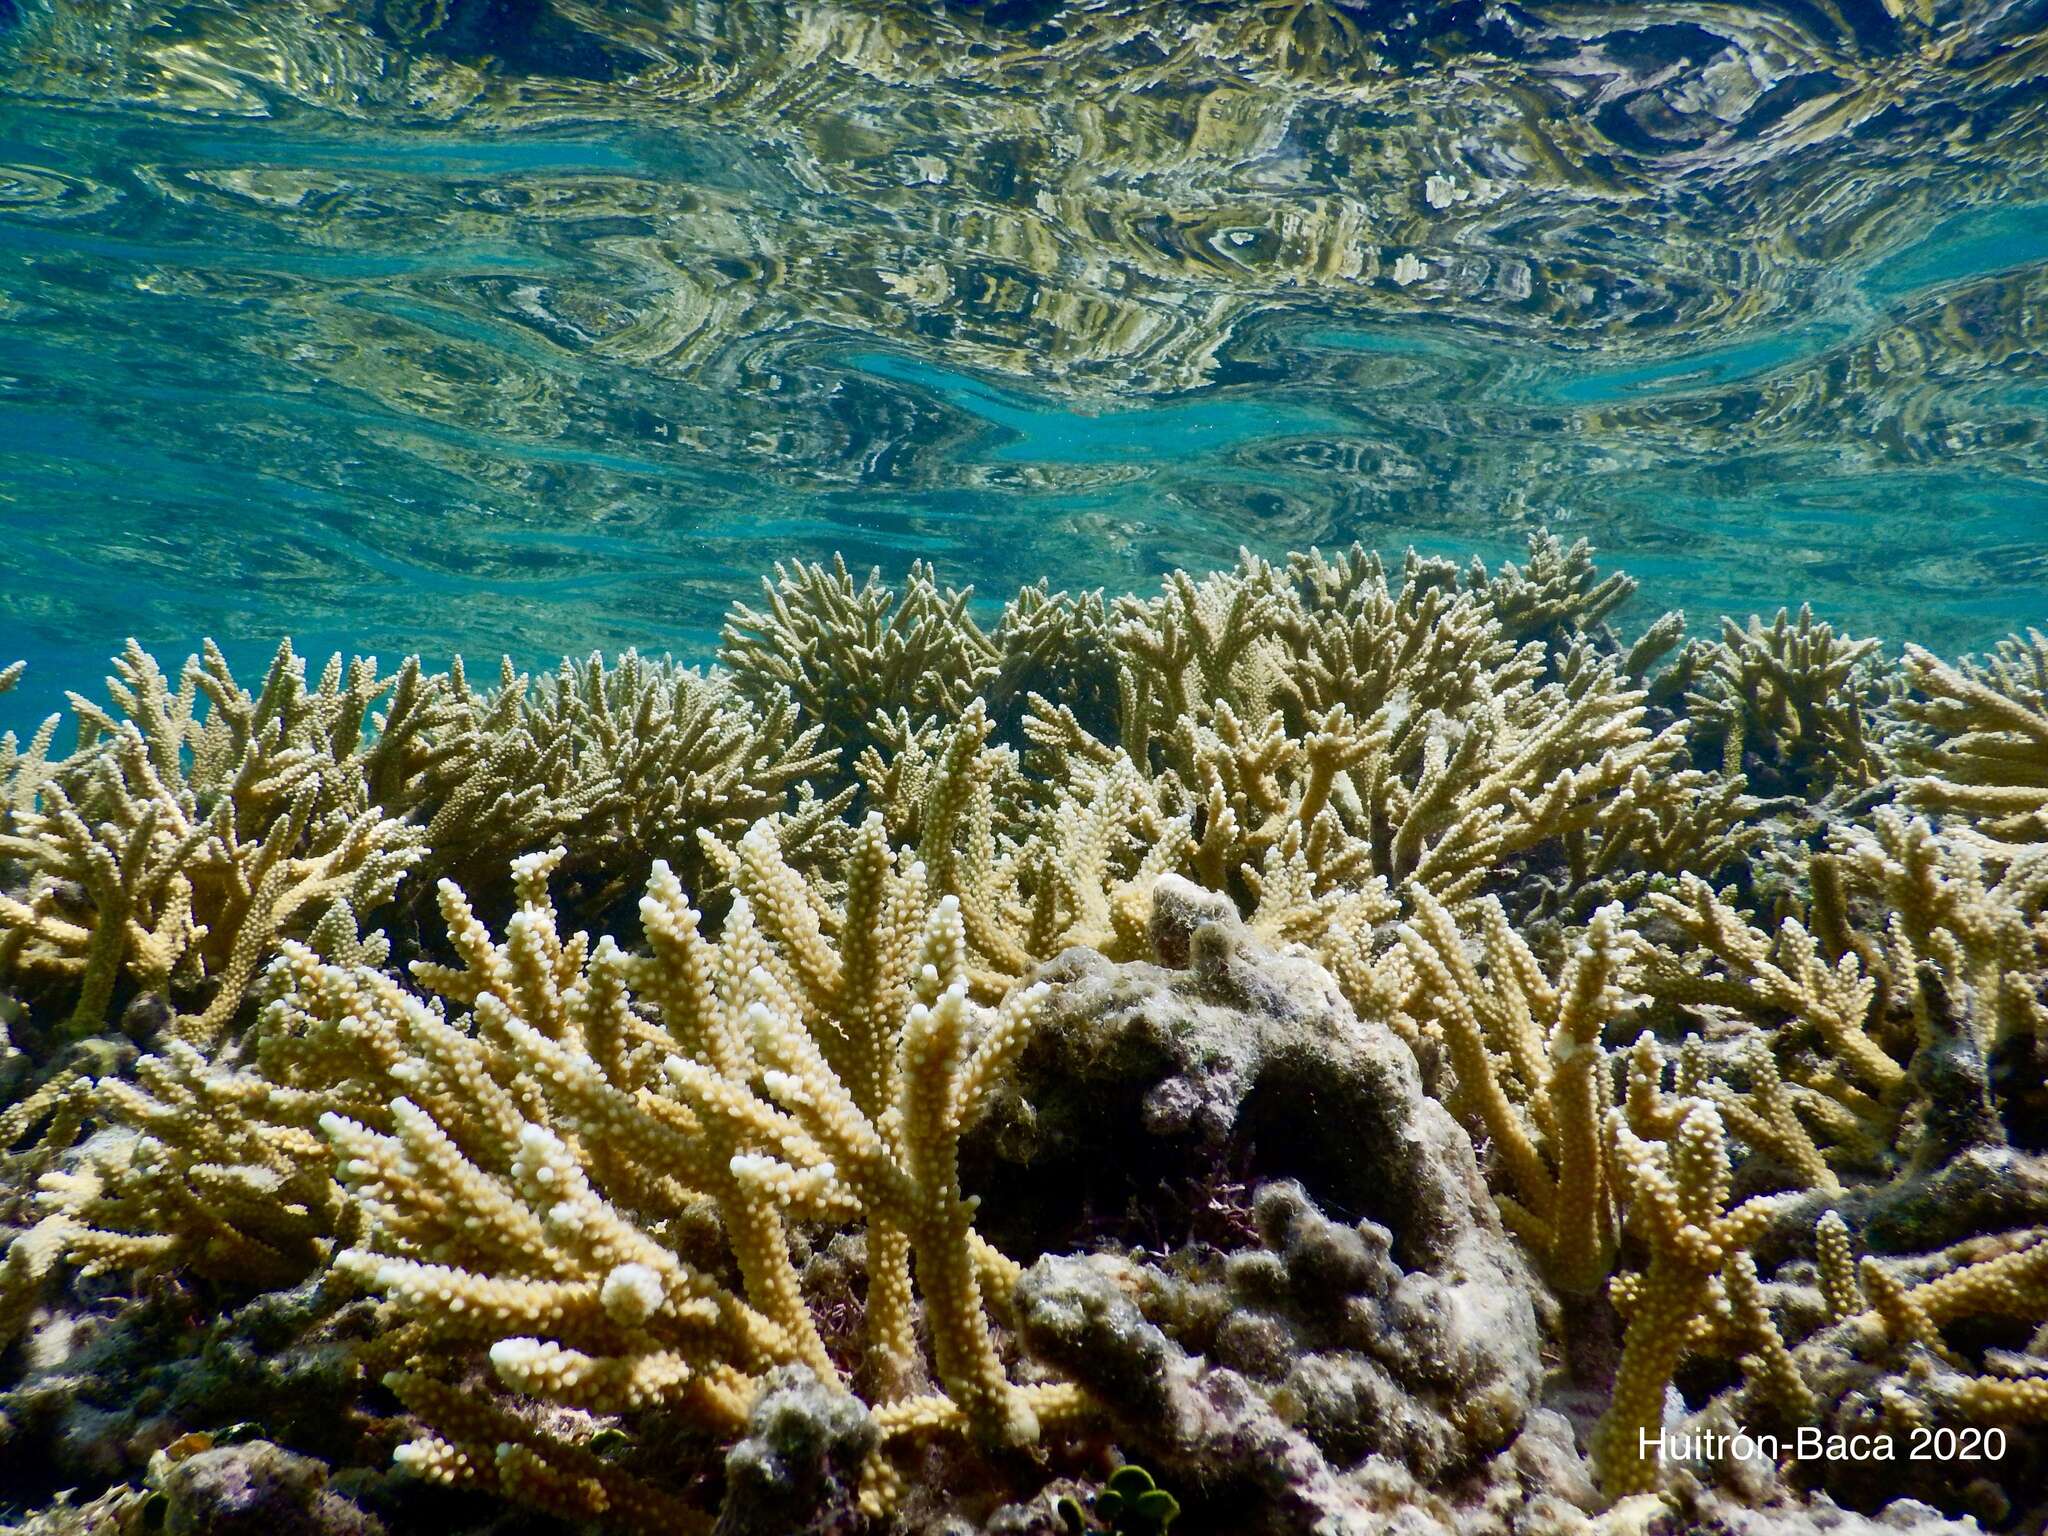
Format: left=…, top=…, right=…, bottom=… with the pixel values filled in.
left=3, top=0, right=2047, bottom=729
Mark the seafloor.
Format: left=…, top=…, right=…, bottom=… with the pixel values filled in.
left=3, top=539, right=2048, bottom=1535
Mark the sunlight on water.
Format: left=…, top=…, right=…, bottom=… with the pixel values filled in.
left=2, top=0, right=2047, bottom=732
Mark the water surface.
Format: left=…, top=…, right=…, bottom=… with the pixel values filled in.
left=3, top=0, right=2047, bottom=731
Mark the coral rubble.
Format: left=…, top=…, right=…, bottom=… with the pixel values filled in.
left=5, top=535, right=2048, bottom=1534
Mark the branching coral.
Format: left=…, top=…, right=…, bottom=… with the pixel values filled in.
left=0, top=642, right=423, bottom=1046
left=1680, top=608, right=1889, bottom=793
left=720, top=557, right=1121, bottom=773
left=1623, top=800, right=2048, bottom=1185
left=1595, top=1093, right=1798, bottom=1493
left=990, top=580, right=1120, bottom=738
left=1830, top=807, right=2048, bottom=1066
left=1393, top=889, right=1625, bottom=1293
left=295, top=833, right=1082, bottom=1522
left=1460, top=531, right=1646, bottom=651
left=1900, top=633, right=2048, bottom=845
left=3, top=831, right=1093, bottom=1526
left=721, top=556, right=1004, bottom=764
left=1756, top=1213, right=2048, bottom=1513
left=0, top=641, right=856, bottom=1051
left=1, top=660, right=58, bottom=829
left=1627, top=872, right=1904, bottom=1165
left=14, top=1038, right=339, bottom=1293
left=10, top=538, right=2048, bottom=1534
left=987, top=538, right=1753, bottom=998
left=399, top=649, right=844, bottom=909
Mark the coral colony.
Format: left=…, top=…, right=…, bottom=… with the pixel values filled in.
left=4, top=535, right=2048, bottom=1533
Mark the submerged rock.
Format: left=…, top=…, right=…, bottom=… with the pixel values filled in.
left=714, top=1366, right=877, bottom=1536
left=987, top=875, right=1533, bottom=1268
left=147, top=1440, right=383, bottom=1536
left=1000, top=875, right=1545, bottom=1518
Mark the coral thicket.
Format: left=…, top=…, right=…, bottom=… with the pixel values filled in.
left=5, top=535, right=2048, bottom=1535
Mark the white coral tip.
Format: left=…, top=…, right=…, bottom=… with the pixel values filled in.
left=601, top=1261, right=665, bottom=1326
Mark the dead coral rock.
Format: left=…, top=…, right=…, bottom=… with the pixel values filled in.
left=1015, top=1254, right=1381, bottom=1534
left=1672, top=1490, right=1988, bottom=1535
left=1017, top=1255, right=1595, bottom=1536
left=1001, top=876, right=1543, bottom=1490
left=1, top=1277, right=384, bottom=1508
left=992, top=875, right=1522, bottom=1270
left=1168, top=1180, right=1525, bottom=1477
left=713, top=1365, right=877, bottom=1536
left=150, top=1440, right=383, bottom=1536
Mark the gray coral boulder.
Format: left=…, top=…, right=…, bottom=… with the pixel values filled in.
left=149, top=1440, right=383, bottom=1536
left=990, top=875, right=1544, bottom=1492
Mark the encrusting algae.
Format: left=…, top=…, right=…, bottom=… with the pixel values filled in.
left=3, top=535, right=2048, bottom=1534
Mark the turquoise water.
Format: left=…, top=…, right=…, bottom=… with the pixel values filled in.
left=4, top=0, right=2048, bottom=733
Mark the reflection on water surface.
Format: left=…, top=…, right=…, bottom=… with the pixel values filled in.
left=2, top=0, right=2046, bottom=727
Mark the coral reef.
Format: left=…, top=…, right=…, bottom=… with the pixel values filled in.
left=1899, top=636, right=2048, bottom=845
left=0, top=643, right=423, bottom=1048
left=6, top=536, right=2048, bottom=1535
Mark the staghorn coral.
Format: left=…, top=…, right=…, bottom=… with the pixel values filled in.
left=858, top=700, right=1181, bottom=986
left=1829, top=808, right=2048, bottom=1070
left=260, top=832, right=1081, bottom=1524
left=12, top=539, right=2048, bottom=1534
left=24, top=1030, right=346, bottom=1291
left=720, top=557, right=1121, bottom=772
left=1594, top=1080, right=1801, bottom=1494
left=1695, top=1216, right=2048, bottom=1520
left=1681, top=608, right=1890, bottom=795
left=723, top=558, right=998, bottom=762
left=1624, top=801, right=2048, bottom=1188
left=0, top=640, right=857, bottom=1060
left=1392, top=887, right=1626, bottom=1294
left=1900, top=634, right=2048, bottom=846
left=1626, top=871, right=1908, bottom=1173
left=3, top=833, right=1093, bottom=1527
left=1460, top=532, right=1651, bottom=653
left=981, top=537, right=1757, bottom=1002
left=395, top=647, right=845, bottom=911
left=0, top=532, right=1741, bottom=1061
left=1, top=661, right=58, bottom=829
left=0, top=643, right=424, bottom=1049
left=989, top=582, right=1121, bottom=742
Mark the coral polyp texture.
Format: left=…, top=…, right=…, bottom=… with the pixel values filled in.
left=5, top=535, right=2048, bottom=1535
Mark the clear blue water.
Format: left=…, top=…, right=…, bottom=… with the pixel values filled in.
left=3, top=0, right=2048, bottom=734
